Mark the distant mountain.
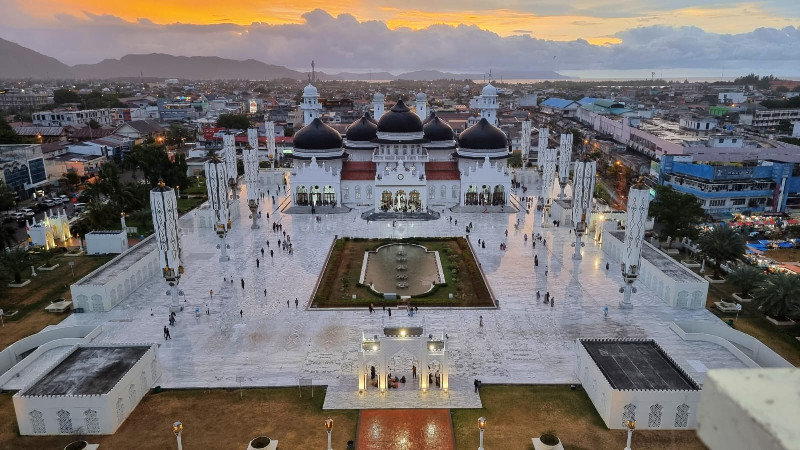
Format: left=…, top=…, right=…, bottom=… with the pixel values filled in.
left=0, top=38, right=74, bottom=79
left=395, top=69, right=566, bottom=80
left=323, top=71, right=397, bottom=81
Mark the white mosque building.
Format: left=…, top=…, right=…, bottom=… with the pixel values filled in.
left=290, top=83, right=511, bottom=212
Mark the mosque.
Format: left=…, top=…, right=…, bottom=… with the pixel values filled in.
left=289, top=83, right=512, bottom=212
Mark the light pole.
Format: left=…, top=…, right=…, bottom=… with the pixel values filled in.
left=325, top=417, right=334, bottom=450
left=478, top=416, right=486, bottom=450
left=173, top=421, right=183, bottom=450
left=624, top=419, right=635, bottom=450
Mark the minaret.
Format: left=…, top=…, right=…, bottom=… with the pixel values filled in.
left=538, top=127, right=557, bottom=227
left=557, top=133, right=573, bottom=199
left=149, top=180, right=183, bottom=312
left=620, top=180, right=650, bottom=309
left=205, top=153, right=231, bottom=262
left=521, top=120, right=532, bottom=164
left=264, top=117, right=277, bottom=166
left=571, top=155, right=596, bottom=260
left=223, top=133, right=238, bottom=198
left=373, top=92, right=385, bottom=120
left=415, top=92, right=428, bottom=120
left=480, top=83, right=499, bottom=126
left=301, top=82, right=321, bottom=126
left=244, top=128, right=261, bottom=229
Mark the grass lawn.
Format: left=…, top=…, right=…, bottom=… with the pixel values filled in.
left=177, top=196, right=207, bottom=214
left=312, top=237, right=493, bottom=308
left=452, top=385, right=706, bottom=450
left=0, top=254, right=114, bottom=350
left=0, top=387, right=357, bottom=449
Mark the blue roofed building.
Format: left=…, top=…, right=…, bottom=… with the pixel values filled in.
left=539, top=98, right=580, bottom=117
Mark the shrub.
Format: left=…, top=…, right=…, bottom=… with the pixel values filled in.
left=540, top=433, right=559, bottom=446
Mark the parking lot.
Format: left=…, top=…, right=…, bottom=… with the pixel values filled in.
left=2, top=195, right=81, bottom=245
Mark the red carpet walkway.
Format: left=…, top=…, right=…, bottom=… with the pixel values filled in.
left=357, top=409, right=454, bottom=450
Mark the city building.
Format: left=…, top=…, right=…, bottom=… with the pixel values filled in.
left=0, top=90, right=51, bottom=111
left=113, top=120, right=166, bottom=143
left=11, top=126, right=68, bottom=143
left=718, top=92, right=746, bottom=105
left=32, top=109, right=112, bottom=127
left=0, top=144, right=48, bottom=200
left=739, top=108, right=800, bottom=128
left=539, top=98, right=580, bottom=117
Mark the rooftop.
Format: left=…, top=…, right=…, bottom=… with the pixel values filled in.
left=23, top=346, right=150, bottom=396
left=581, top=339, right=700, bottom=391
left=77, top=235, right=157, bottom=285
left=609, top=231, right=703, bottom=283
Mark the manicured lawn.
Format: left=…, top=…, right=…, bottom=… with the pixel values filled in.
left=177, top=196, right=206, bottom=214
left=452, top=385, right=706, bottom=450
left=312, top=237, right=494, bottom=308
left=0, top=387, right=357, bottom=449
left=0, top=254, right=114, bottom=350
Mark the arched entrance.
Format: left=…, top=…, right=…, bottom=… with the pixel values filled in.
left=381, top=190, right=392, bottom=210
left=310, top=186, right=321, bottom=206
left=408, top=190, right=421, bottom=211
left=323, top=185, right=336, bottom=205
left=480, top=185, right=490, bottom=205
left=492, top=185, right=505, bottom=205
left=359, top=330, right=448, bottom=393
left=296, top=186, right=308, bottom=205
left=465, top=185, right=478, bottom=205
left=394, top=190, right=407, bottom=210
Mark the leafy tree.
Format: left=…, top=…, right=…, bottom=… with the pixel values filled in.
left=649, top=185, right=705, bottom=243
left=216, top=114, right=251, bottom=130
left=1, top=247, right=33, bottom=284
left=752, top=272, right=800, bottom=320
left=126, top=144, right=188, bottom=188
left=37, top=247, right=62, bottom=268
left=0, top=114, right=21, bottom=144
left=53, top=89, right=82, bottom=104
left=63, top=172, right=81, bottom=191
left=88, top=119, right=101, bottom=129
left=0, top=223, right=17, bottom=250
left=165, top=124, right=195, bottom=147
left=726, top=265, right=765, bottom=297
left=507, top=152, right=522, bottom=168
left=697, top=227, right=746, bottom=278
left=0, top=180, right=15, bottom=211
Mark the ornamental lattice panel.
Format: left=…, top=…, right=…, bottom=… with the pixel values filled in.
left=84, top=409, right=100, bottom=434
left=29, top=410, right=45, bottom=434
left=622, top=403, right=636, bottom=427
left=116, top=398, right=125, bottom=423
left=675, top=403, right=690, bottom=427
left=57, top=409, right=73, bottom=433
left=648, top=404, right=663, bottom=428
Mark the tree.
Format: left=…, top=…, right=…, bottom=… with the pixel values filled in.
left=37, top=247, right=62, bottom=268
left=165, top=124, right=195, bottom=147
left=726, top=265, right=765, bottom=297
left=752, top=272, right=800, bottom=320
left=0, top=114, right=21, bottom=145
left=1, top=247, right=33, bottom=284
left=0, top=223, right=17, bottom=250
left=649, top=185, right=705, bottom=243
left=697, top=227, right=746, bottom=278
left=0, top=180, right=15, bottom=212
left=507, top=152, right=522, bottom=168
left=88, top=119, right=101, bottom=129
left=216, top=114, right=251, bottom=130
left=53, top=89, right=81, bottom=104
left=64, top=172, right=81, bottom=191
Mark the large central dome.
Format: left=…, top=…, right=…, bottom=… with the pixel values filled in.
left=377, top=99, right=423, bottom=133
left=458, top=118, right=508, bottom=150
left=293, top=118, right=343, bottom=151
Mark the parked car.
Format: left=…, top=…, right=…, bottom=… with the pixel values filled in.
left=36, top=201, right=52, bottom=209
left=73, top=202, right=87, bottom=212
left=20, top=208, right=35, bottom=218
left=51, top=197, right=64, bottom=205
left=59, top=194, right=71, bottom=203
left=10, top=211, right=26, bottom=223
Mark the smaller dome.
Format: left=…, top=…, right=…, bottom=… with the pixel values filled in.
left=346, top=113, right=378, bottom=141
left=293, top=118, right=342, bottom=151
left=365, top=112, right=377, bottom=124
left=422, top=111, right=437, bottom=125
left=303, top=83, right=318, bottom=97
left=423, top=113, right=454, bottom=141
left=373, top=92, right=385, bottom=101
left=481, top=83, right=497, bottom=96
left=377, top=99, right=423, bottom=133
left=458, top=118, right=507, bottom=150
left=416, top=92, right=427, bottom=101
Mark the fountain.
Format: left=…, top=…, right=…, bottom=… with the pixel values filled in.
left=361, top=244, right=444, bottom=296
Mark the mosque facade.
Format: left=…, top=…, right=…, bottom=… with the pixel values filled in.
left=290, top=83, right=511, bottom=212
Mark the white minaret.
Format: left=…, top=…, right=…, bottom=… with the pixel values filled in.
left=301, top=83, right=321, bottom=126
left=244, top=128, right=261, bottom=229
left=415, top=92, right=428, bottom=120
left=223, top=133, right=238, bottom=198
left=480, top=83, right=499, bottom=126
left=373, top=92, right=385, bottom=120
left=620, top=181, right=650, bottom=309
left=571, top=156, right=596, bottom=260
left=521, top=120, right=532, bottom=162
left=150, top=180, right=183, bottom=312
left=205, top=155, right=231, bottom=262
left=538, top=127, right=558, bottom=227
left=264, top=118, right=277, bottom=165
left=557, top=133, right=573, bottom=199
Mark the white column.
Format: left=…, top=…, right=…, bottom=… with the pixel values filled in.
left=557, top=133, right=572, bottom=199
left=571, top=158, right=596, bottom=260
left=150, top=181, right=183, bottom=312
left=620, top=183, right=650, bottom=309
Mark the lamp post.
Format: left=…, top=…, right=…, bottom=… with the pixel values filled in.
left=173, top=421, right=183, bottom=450
left=325, top=417, right=334, bottom=450
left=624, top=419, right=635, bottom=450
left=478, top=416, right=486, bottom=450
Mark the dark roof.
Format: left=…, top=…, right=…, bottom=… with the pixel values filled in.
left=117, top=120, right=165, bottom=135
left=458, top=118, right=508, bottom=150
left=293, top=118, right=343, bottom=150
left=581, top=339, right=700, bottom=391
left=70, top=126, right=114, bottom=139
left=377, top=99, right=423, bottom=133
left=12, top=126, right=65, bottom=137
left=422, top=111, right=437, bottom=125
left=423, top=113, right=454, bottom=141
left=345, top=113, right=378, bottom=141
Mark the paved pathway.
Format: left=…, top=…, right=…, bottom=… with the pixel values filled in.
left=357, top=409, right=454, bottom=450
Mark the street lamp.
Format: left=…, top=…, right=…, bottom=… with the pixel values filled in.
left=478, top=417, right=486, bottom=450
left=173, top=421, right=183, bottom=450
left=624, top=419, right=636, bottom=450
left=325, top=417, right=334, bottom=450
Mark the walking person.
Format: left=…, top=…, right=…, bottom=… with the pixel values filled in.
left=412, top=365, right=417, bottom=379
left=604, top=305, right=609, bottom=317
left=261, top=248, right=265, bottom=257
left=388, top=308, right=392, bottom=317
left=479, top=315, right=483, bottom=328
left=270, top=249, right=274, bottom=259
left=286, top=299, right=290, bottom=308
left=256, top=258, right=260, bottom=268
left=295, top=298, right=299, bottom=309
left=264, top=288, right=267, bottom=297
left=210, top=289, right=213, bottom=300
left=240, top=309, right=243, bottom=318
left=606, top=262, right=610, bottom=270
left=551, top=296, right=554, bottom=308
left=241, top=278, right=245, bottom=289
left=164, top=326, right=171, bottom=340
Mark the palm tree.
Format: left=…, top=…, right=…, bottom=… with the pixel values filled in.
left=0, top=223, right=18, bottom=251
left=697, top=227, right=746, bottom=278
left=726, top=265, right=766, bottom=298
left=1, top=247, right=33, bottom=284
left=37, top=247, right=62, bottom=268
left=752, top=272, right=800, bottom=320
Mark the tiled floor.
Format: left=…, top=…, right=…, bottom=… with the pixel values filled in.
left=357, top=409, right=454, bottom=450
left=23, top=181, right=746, bottom=401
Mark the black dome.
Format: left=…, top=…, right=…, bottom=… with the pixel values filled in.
left=377, top=99, right=423, bottom=133
left=345, top=113, right=378, bottom=141
left=366, top=112, right=377, bottom=124
left=293, top=118, right=343, bottom=151
left=422, top=111, right=437, bottom=125
left=423, top=114, right=454, bottom=141
left=458, top=118, right=508, bottom=150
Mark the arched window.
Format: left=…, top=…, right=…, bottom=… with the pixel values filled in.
left=129, top=384, right=137, bottom=405
left=343, top=186, right=349, bottom=199
left=116, top=398, right=125, bottom=423
left=85, top=409, right=100, bottom=434
left=57, top=409, right=73, bottom=434
left=151, top=360, right=158, bottom=384
left=648, top=404, right=663, bottom=428
left=366, top=185, right=373, bottom=200
left=675, top=404, right=690, bottom=428
left=622, top=403, right=636, bottom=427
left=355, top=185, right=361, bottom=199
left=29, top=410, right=45, bottom=434
left=440, top=185, right=446, bottom=198
left=452, top=185, right=458, bottom=199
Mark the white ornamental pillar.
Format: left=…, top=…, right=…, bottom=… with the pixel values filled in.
left=620, top=181, right=650, bottom=309
left=223, top=133, right=238, bottom=199
left=265, top=118, right=277, bottom=167
left=150, top=180, right=183, bottom=312
left=538, top=127, right=557, bottom=227
left=521, top=120, right=532, bottom=165
left=571, top=157, right=596, bottom=260
left=205, top=156, right=231, bottom=262
left=558, top=133, right=573, bottom=199
left=244, top=128, right=261, bottom=229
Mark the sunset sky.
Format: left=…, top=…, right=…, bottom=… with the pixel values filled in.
left=1, top=0, right=799, bottom=75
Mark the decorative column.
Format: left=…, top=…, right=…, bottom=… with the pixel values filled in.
left=539, top=127, right=557, bottom=227
left=571, top=156, right=596, bottom=260
left=244, top=128, right=261, bottom=229
left=620, top=180, right=650, bottom=309
left=205, top=154, right=231, bottom=262
left=223, top=133, right=238, bottom=199
left=150, top=180, right=184, bottom=312
left=521, top=120, right=532, bottom=166
left=557, top=133, right=573, bottom=199
left=264, top=118, right=277, bottom=167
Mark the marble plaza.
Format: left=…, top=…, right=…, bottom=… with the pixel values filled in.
left=11, top=184, right=746, bottom=409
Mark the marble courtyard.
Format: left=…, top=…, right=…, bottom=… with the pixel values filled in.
left=6, top=187, right=746, bottom=410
